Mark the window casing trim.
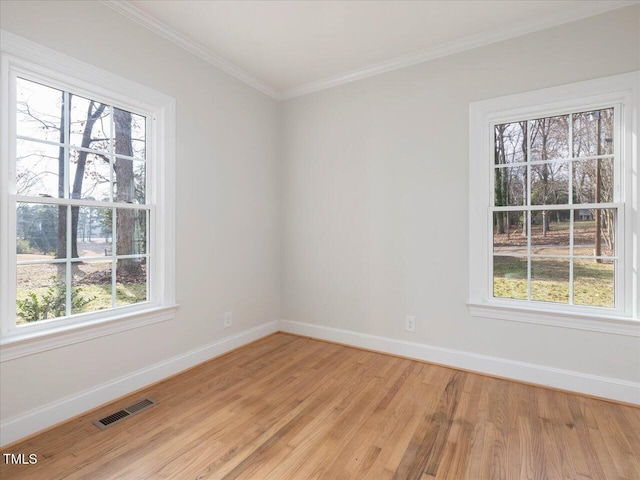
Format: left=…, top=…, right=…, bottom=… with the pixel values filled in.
left=5, top=68, right=157, bottom=335
left=468, top=71, right=640, bottom=335
left=0, top=306, right=179, bottom=362
left=0, top=30, right=177, bottom=358
left=467, top=302, right=640, bottom=337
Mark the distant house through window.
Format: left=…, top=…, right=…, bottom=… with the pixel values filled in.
left=492, top=107, right=618, bottom=308
left=468, top=72, right=639, bottom=331
left=577, top=210, right=594, bottom=222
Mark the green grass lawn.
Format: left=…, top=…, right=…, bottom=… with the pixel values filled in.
left=73, top=283, right=147, bottom=311
left=493, top=256, right=614, bottom=307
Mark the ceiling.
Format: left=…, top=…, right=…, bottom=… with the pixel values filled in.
left=104, top=1, right=637, bottom=99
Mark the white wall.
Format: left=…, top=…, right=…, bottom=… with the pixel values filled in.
left=0, top=0, right=280, bottom=423
left=281, top=6, right=640, bottom=384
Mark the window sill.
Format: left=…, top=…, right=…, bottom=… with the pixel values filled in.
left=467, top=302, right=640, bottom=337
left=0, top=304, right=179, bottom=362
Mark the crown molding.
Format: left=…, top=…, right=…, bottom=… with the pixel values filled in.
left=99, top=0, right=284, bottom=100
left=101, top=0, right=637, bottom=101
left=281, top=0, right=639, bottom=99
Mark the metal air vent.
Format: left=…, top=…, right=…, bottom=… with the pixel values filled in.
left=93, top=398, right=157, bottom=430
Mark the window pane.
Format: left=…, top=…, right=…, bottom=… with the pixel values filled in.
left=531, top=210, right=570, bottom=255
left=494, top=166, right=526, bottom=206
left=573, top=259, right=614, bottom=308
left=572, top=158, right=613, bottom=204
left=17, top=203, right=65, bottom=259
left=114, top=158, right=146, bottom=204
left=16, top=77, right=63, bottom=143
left=16, top=140, right=63, bottom=198
left=530, top=115, right=569, bottom=161
left=116, top=209, right=147, bottom=255
left=71, top=261, right=112, bottom=314
left=493, top=256, right=527, bottom=300
left=494, top=122, right=526, bottom=164
left=531, top=162, right=569, bottom=205
left=531, top=257, right=569, bottom=303
left=573, top=108, right=614, bottom=157
left=574, top=209, right=615, bottom=257
left=114, top=108, right=146, bottom=159
left=70, top=95, right=110, bottom=152
left=69, top=149, right=111, bottom=201
left=16, top=263, right=66, bottom=324
left=11, top=74, right=161, bottom=330
left=493, top=211, right=527, bottom=254
left=116, top=258, right=147, bottom=307
left=73, top=206, right=113, bottom=258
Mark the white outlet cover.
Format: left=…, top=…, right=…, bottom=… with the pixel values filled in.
left=406, top=315, right=416, bottom=332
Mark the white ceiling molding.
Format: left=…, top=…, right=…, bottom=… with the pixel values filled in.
left=100, top=0, right=284, bottom=100
left=101, top=0, right=637, bottom=101
left=282, top=0, right=638, bottom=99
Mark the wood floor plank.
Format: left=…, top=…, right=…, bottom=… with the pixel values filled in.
left=392, top=370, right=465, bottom=479
left=1, top=333, right=638, bottom=479
left=379, top=366, right=450, bottom=474
left=488, top=379, right=511, bottom=480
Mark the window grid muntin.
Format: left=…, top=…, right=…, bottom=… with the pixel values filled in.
left=490, top=104, right=620, bottom=308
left=10, top=74, right=151, bottom=327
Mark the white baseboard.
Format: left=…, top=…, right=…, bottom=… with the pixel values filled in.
left=3, top=318, right=637, bottom=447
left=279, top=319, right=640, bottom=405
left=0, top=320, right=279, bottom=447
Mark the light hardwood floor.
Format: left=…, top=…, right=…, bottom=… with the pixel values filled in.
left=1, top=333, right=639, bottom=479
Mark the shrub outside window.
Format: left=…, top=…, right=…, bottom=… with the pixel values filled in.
left=14, top=77, right=151, bottom=326
left=1, top=32, right=177, bottom=358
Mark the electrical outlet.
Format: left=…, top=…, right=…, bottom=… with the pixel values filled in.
left=405, top=315, right=416, bottom=333
left=224, top=311, right=232, bottom=328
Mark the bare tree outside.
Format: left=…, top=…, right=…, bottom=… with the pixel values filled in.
left=492, top=108, right=616, bottom=308
left=15, top=77, right=147, bottom=323
left=68, top=99, right=107, bottom=259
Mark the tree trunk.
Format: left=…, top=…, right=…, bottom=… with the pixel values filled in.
left=542, top=210, right=549, bottom=236
left=70, top=100, right=106, bottom=258
left=114, top=109, right=138, bottom=276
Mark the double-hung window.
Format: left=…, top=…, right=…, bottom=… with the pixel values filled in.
left=468, top=72, right=639, bottom=333
left=1, top=31, right=176, bottom=357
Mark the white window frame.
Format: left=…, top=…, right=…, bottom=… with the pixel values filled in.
left=0, top=31, right=177, bottom=360
left=468, top=71, right=640, bottom=337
